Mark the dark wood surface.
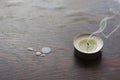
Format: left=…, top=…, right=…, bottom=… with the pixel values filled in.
left=0, top=23, right=120, bottom=80
left=0, top=0, right=120, bottom=80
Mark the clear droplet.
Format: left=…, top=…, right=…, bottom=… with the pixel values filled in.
left=41, top=47, right=51, bottom=54
left=40, top=54, right=46, bottom=57
left=35, top=52, right=42, bottom=56
left=27, top=47, right=34, bottom=51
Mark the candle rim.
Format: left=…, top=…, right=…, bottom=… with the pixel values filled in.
left=73, top=33, right=104, bottom=54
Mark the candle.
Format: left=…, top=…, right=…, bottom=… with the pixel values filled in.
left=73, top=33, right=103, bottom=60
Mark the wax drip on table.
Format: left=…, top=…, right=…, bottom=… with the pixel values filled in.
left=27, top=47, right=51, bottom=57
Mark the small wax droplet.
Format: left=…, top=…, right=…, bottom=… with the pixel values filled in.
left=41, top=47, right=51, bottom=54
left=27, top=47, right=34, bottom=51
left=40, top=54, right=46, bottom=57
left=35, top=52, right=42, bottom=56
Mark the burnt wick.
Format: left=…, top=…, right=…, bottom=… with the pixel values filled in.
left=87, top=43, right=90, bottom=46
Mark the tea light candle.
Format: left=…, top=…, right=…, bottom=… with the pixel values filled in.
left=73, top=33, right=103, bottom=60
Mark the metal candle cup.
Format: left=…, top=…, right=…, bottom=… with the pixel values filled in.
left=73, top=33, right=104, bottom=60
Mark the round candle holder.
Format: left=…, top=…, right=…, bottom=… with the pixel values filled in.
left=73, top=33, right=104, bottom=60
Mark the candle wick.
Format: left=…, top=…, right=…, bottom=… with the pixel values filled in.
left=86, top=42, right=90, bottom=52
left=87, top=43, right=89, bottom=46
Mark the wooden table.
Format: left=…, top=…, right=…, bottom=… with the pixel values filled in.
left=0, top=21, right=120, bottom=80
left=0, top=0, right=120, bottom=79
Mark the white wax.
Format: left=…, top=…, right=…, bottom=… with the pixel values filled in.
left=35, top=52, right=42, bottom=56
left=78, top=39, right=97, bottom=52
left=74, top=34, right=103, bottom=54
left=41, top=47, right=51, bottom=54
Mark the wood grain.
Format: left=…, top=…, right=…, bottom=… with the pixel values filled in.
left=0, top=0, right=120, bottom=80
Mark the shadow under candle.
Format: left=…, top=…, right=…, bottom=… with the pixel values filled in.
left=73, top=48, right=102, bottom=68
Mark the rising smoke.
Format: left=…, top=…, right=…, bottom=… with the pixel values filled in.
left=87, top=8, right=120, bottom=42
